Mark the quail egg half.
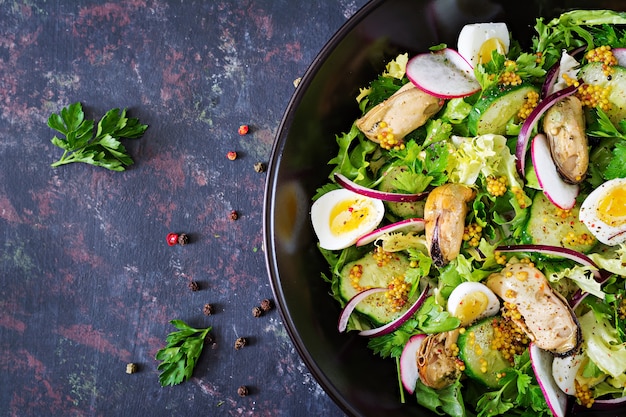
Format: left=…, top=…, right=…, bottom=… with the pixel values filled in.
left=446, top=281, right=500, bottom=327
left=457, top=22, right=510, bottom=68
left=311, top=188, right=385, bottom=251
left=579, top=177, right=626, bottom=245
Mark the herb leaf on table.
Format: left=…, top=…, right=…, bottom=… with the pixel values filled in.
left=155, top=320, right=212, bottom=387
left=48, top=102, right=148, bottom=171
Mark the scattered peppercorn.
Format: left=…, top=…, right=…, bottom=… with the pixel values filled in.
left=126, top=363, right=138, bottom=374
left=166, top=232, right=179, bottom=246
left=252, top=306, right=263, bottom=318
left=230, top=210, right=239, bottom=221
left=237, top=385, right=249, bottom=397
left=260, top=299, right=273, bottom=312
left=188, top=281, right=200, bottom=291
left=227, top=151, right=237, bottom=160
left=203, top=303, right=214, bottom=316
left=234, top=337, right=247, bottom=350
left=238, top=124, right=249, bottom=135
left=177, top=233, right=189, bottom=245
left=253, top=162, right=266, bottom=173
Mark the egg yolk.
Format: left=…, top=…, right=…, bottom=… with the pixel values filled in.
left=329, top=198, right=371, bottom=236
left=454, top=291, right=489, bottom=325
left=477, top=38, right=506, bottom=64
left=597, top=184, right=626, bottom=226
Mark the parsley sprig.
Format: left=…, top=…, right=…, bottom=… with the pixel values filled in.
left=48, top=102, right=148, bottom=171
left=155, top=320, right=212, bottom=387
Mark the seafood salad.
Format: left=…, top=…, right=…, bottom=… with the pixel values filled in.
left=310, top=9, right=626, bottom=417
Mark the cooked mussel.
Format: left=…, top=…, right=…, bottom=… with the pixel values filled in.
left=542, top=95, right=589, bottom=184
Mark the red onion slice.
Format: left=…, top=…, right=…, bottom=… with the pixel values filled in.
left=358, top=284, right=430, bottom=337
left=516, top=82, right=581, bottom=178
left=337, top=288, right=387, bottom=333
left=495, top=244, right=605, bottom=280
left=356, top=218, right=425, bottom=246
left=334, top=173, right=428, bottom=202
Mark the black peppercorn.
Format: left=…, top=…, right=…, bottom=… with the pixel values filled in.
left=177, top=233, right=190, bottom=245
left=252, top=306, right=262, bottom=318
left=253, top=162, right=266, bottom=173
left=188, top=281, right=200, bottom=291
left=230, top=210, right=239, bottom=221
left=237, top=385, right=249, bottom=397
left=203, top=303, right=214, bottom=315
left=260, top=299, right=273, bottom=312
left=234, top=337, right=247, bottom=350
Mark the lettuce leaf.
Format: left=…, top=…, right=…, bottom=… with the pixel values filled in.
left=579, top=310, right=626, bottom=378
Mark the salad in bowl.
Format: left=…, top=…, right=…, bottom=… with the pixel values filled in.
left=310, top=9, right=626, bottom=417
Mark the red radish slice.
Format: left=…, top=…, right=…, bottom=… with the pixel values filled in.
left=400, top=334, right=426, bottom=394
left=530, top=343, right=569, bottom=417
left=358, top=284, right=431, bottom=337
left=613, top=48, right=626, bottom=67
left=406, top=48, right=481, bottom=98
left=531, top=133, right=579, bottom=210
left=334, top=173, right=428, bottom=202
left=356, top=218, right=425, bottom=246
left=495, top=244, right=604, bottom=280
left=338, top=288, right=387, bottom=333
left=516, top=83, right=580, bottom=177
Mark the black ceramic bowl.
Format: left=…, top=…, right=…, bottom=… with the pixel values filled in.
left=263, top=0, right=626, bottom=416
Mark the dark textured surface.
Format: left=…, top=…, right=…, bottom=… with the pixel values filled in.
left=0, top=1, right=369, bottom=416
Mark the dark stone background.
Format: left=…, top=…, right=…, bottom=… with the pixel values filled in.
left=0, top=1, right=369, bottom=415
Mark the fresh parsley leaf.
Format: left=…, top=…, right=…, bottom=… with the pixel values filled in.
left=606, top=142, right=626, bottom=180
left=155, top=320, right=212, bottom=387
left=48, top=102, right=148, bottom=171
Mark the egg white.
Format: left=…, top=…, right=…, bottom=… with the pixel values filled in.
left=579, top=177, right=626, bottom=245
left=457, top=22, right=510, bottom=68
left=446, top=281, right=500, bottom=326
left=310, top=188, right=384, bottom=251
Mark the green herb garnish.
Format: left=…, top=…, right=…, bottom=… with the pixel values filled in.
left=48, top=102, right=148, bottom=171
left=155, top=320, right=212, bottom=387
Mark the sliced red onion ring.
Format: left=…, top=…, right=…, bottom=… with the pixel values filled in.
left=495, top=244, right=606, bottom=280
left=338, top=287, right=387, bottom=333
left=356, top=218, right=425, bottom=246
left=358, top=284, right=430, bottom=337
left=541, top=46, right=586, bottom=98
left=516, top=82, right=581, bottom=178
left=334, top=173, right=428, bottom=202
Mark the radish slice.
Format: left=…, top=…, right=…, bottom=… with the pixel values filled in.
left=530, top=343, right=569, bottom=417
left=516, top=83, right=580, bottom=177
left=338, top=288, right=388, bottom=333
left=495, top=244, right=604, bottom=280
left=531, top=133, right=579, bottom=210
left=406, top=48, right=481, bottom=98
left=400, top=334, right=426, bottom=394
left=334, top=173, right=428, bottom=202
left=358, top=284, right=431, bottom=337
left=613, top=48, right=626, bottom=67
left=356, top=218, right=425, bottom=246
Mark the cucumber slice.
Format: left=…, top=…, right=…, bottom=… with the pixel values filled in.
left=457, top=318, right=510, bottom=388
left=579, top=62, right=626, bottom=125
left=378, top=165, right=425, bottom=219
left=469, top=84, right=539, bottom=135
left=521, top=192, right=596, bottom=253
left=339, top=251, right=411, bottom=326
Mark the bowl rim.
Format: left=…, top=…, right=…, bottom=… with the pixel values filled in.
left=262, top=0, right=384, bottom=415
